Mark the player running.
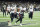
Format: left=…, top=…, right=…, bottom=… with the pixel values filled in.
left=15, top=6, right=24, bottom=26
left=10, top=5, right=17, bottom=22
left=7, top=5, right=10, bottom=15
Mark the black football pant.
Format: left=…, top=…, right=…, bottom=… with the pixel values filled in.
left=29, top=12, right=33, bottom=19
left=10, top=13, right=17, bottom=22
left=3, top=10, right=6, bottom=17
left=16, top=15, right=23, bottom=23
left=7, top=11, right=10, bottom=15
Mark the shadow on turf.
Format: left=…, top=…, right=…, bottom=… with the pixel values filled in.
left=12, top=23, right=36, bottom=26
left=0, top=22, right=36, bottom=27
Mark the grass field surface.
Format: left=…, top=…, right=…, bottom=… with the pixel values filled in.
left=0, top=11, right=40, bottom=27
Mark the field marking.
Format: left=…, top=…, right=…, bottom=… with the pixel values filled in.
left=24, top=16, right=40, bottom=18
left=24, top=17, right=40, bottom=18
left=0, top=18, right=10, bottom=19
left=25, top=15, right=40, bottom=17
left=25, top=20, right=37, bottom=21
left=0, top=18, right=38, bottom=21
left=12, top=23, right=38, bottom=26
left=33, top=17, right=40, bottom=18
left=0, top=17, right=40, bottom=19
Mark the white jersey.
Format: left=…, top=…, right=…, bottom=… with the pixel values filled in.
left=19, top=6, right=22, bottom=10
left=23, top=7, right=26, bottom=10
left=7, top=6, right=10, bottom=11
left=10, top=7, right=16, bottom=14
left=29, top=5, right=34, bottom=12
left=3, top=5, right=6, bottom=10
left=19, top=6, right=22, bottom=12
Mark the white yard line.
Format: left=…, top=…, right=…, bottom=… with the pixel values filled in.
left=0, top=18, right=10, bottom=19
left=0, top=17, right=40, bottom=19
left=33, top=17, right=40, bottom=18
left=25, top=20, right=37, bottom=21
left=24, top=17, right=40, bottom=18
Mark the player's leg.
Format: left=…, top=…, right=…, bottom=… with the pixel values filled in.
left=20, top=14, right=23, bottom=26
left=16, top=18, right=20, bottom=23
left=3, top=11, right=4, bottom=17
left=29, top=12, right=31, bottom=19
left=5, top=10, right=6, bottom=16
left=30, top=12, right=33, bottom=21
left=3, top=10, right=5, bottom=17
left=8, top=11, right=10, bottom=15
left=10, top=13, right=14, bottom=22
left=15, top=18, right=20, bottom=24
left=8, top=13, right=13, bottom=26
left=20, top=17, right=22, bottom=26
left=11, top=18, right=13, bottom=22
left=23, top=12, right=24, bottom=18
left=15, top=13, right=21, bottom=23
left=9, top=12, right=10, bottom=14
left=14, top=13, right=18, bottom=19
left=31, top=12, right=33, bottom=20
left=7, top=11, right=8, bottom=15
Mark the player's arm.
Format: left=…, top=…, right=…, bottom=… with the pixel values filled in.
left=28, top=6, right=30, bottom=14
left=33, top=6, right=34, bottom=12
left=10, top=8, right=11, bottom=12
left=6, top=7, right=8, bottom=11
left=14, top=8, right=17, bottom=13
left=10, top=7, right=12, bottom=12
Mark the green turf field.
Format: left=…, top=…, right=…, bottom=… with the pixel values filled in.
left=0, top=11, right=40, bottom=27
